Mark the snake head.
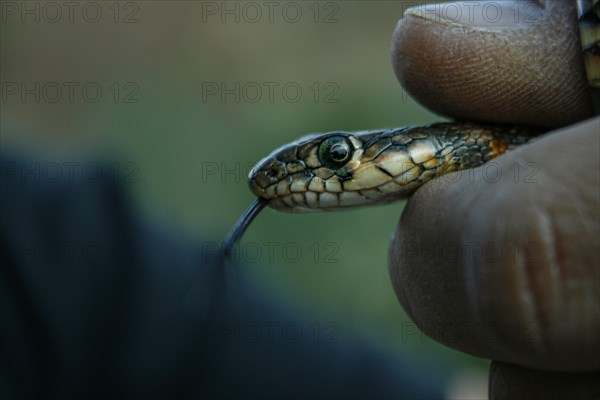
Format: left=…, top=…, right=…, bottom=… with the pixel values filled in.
left=248, top=128, right=427, bottom=212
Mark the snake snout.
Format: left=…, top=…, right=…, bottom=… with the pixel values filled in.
left=248, top=158, right=288, bottom=199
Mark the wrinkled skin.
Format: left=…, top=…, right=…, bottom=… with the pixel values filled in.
left=388, top=0, right=599, bottom=398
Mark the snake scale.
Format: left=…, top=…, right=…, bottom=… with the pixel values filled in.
left=216, top=0, right=600, bottom=256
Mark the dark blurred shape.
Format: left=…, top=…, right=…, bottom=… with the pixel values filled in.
left=0, top=149, right=447, bottom=399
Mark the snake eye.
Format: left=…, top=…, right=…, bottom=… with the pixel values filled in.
left=318, top=136, right=354, bottom=168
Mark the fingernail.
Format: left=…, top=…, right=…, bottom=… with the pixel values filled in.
left=405, top=1, right=543, bottom=28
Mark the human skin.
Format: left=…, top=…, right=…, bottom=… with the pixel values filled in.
left=388, top=1, right=599, bottom=397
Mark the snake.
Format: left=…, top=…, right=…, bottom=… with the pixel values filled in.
left=216, top=0, right=600, bottom=255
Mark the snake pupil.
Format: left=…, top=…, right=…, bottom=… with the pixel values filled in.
left=330, top=143, right=349, bottom=162
left=318, top=135, right=354, bottom=169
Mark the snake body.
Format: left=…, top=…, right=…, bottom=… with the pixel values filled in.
left=578, top=0, right=600, bottom=109
left=248, top=123, right=540, bottom=212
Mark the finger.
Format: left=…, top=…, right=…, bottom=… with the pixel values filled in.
left=391, top=0, right=595, bottom=127
left=388, top=117, right=600, bottom=371
left=489, top=362, right=600, bottom=399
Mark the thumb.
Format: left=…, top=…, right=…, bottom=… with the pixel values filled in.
left=391, top=0, right=594, bottom=127
left=388, top=117, right=600, bottom=371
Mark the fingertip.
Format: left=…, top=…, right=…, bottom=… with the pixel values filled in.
left=390, top=2, right=594, bottom=127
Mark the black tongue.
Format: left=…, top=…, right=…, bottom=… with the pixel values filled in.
left=182, top=198, right=269, bottom=319
left=221, top=198, right=269, bottom=257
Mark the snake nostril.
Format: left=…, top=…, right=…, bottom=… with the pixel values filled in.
left=253, top=172, right=273, bottom=189
left=269, top=162, right=287, bottom=179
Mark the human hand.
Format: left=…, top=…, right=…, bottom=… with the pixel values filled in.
left=388, top=1, right=599, bottom=397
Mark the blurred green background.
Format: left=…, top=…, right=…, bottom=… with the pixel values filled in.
left=1, top=0, right=487, bottom=392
